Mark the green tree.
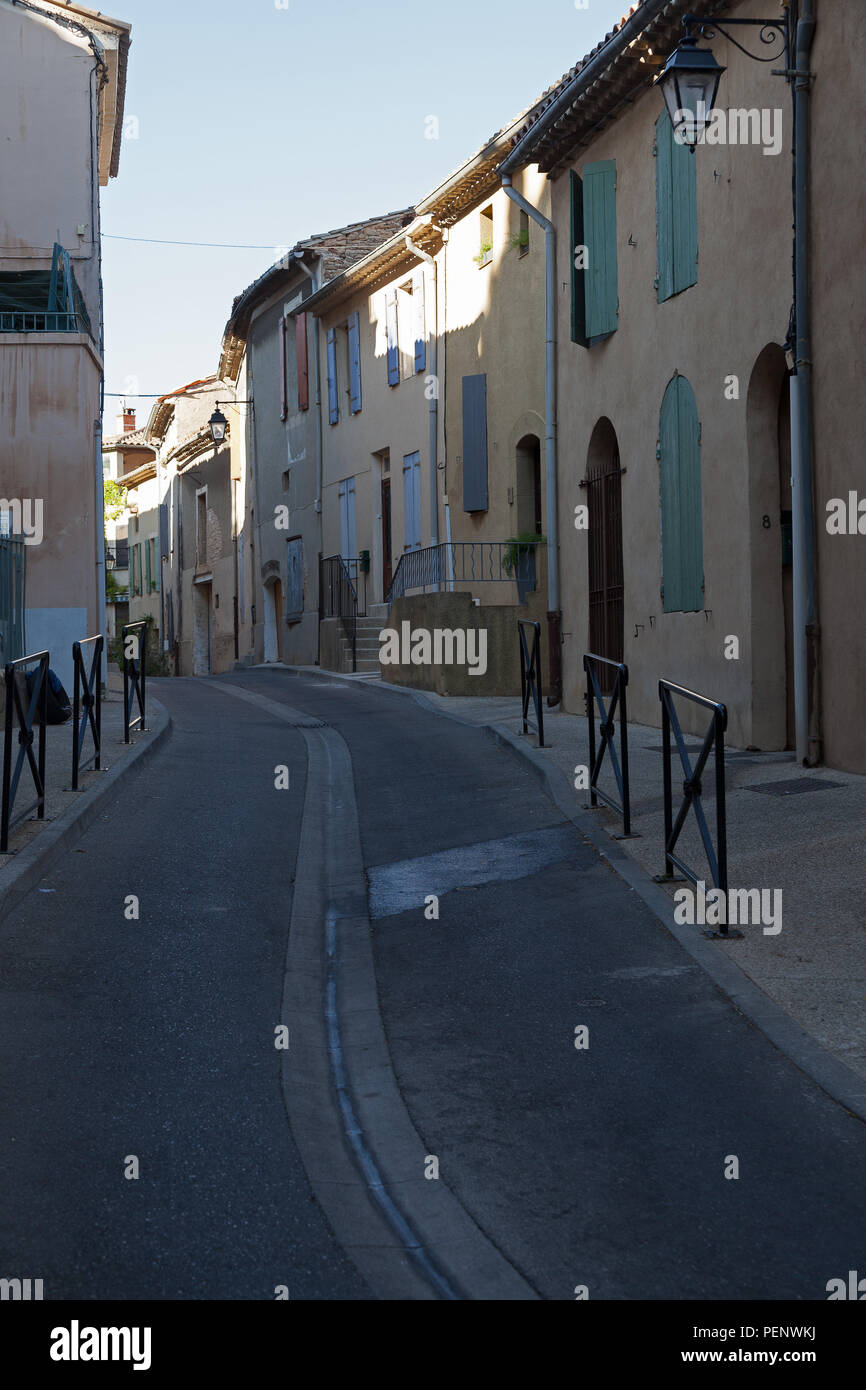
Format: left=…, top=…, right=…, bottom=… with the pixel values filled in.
left=104, top=478, right=128, bottom=522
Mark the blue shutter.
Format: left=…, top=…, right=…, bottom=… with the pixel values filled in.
left=286, top=537, right=303, bottom=617
left=583, top=160, right=618, bottom=339
left=347, top=311, right=362, bottom=414
left=153, top=537, right=159, bottom=593
left=413, top=269, right=426, bottom=373
left=327, top=327, right=339, bottom=424
left=659, top=375, right=703, bottom=612
left=462, top=374, right=488, bottom=512
left=403, top=453, right=422, bottom=551
left=385, top=289, right=399, bottom=385
left=656, top=114, right=697, bottom=301
left=570, top=170, right=588, bottom=346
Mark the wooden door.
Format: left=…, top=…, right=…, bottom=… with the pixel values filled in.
left=381, top=477, right=392, bottom=597
left=586, top=437, right=624, bottom=687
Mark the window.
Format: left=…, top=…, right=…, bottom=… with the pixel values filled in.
left=338, top=478, right=356, bottom=560
left=286, top=537, right=303, bottom=619
left=477, top=206, right=493, bottom=268
left=0, top=243, right=91, bottom=335
left=402, top=452, right=422, bottom=551
left=570, top=161, right=618, bottom=345
left=518, top=208, right=529, bottom=258
left=396, top=281, right=415, bottom=380
left=279, top=314, right=288, bottom=420
left=196, top=488, right=207, bottom=567
left=655, top=114, right=697, bottom=302
left=347, top=310, right=362, bottom=412
left=281, top=469, right=291, bottom=493
left=412, top=269, right=426, bottom=372
left=659, top=375, right=703, bottom=612
left=296, top=312, right=309, bottom=411
left=462, top=374, right=488, bottom=512
left=150, top=537, right=159, bottom=592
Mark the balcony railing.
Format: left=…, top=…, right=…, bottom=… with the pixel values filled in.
left=386, top=540, right=544, bottom=610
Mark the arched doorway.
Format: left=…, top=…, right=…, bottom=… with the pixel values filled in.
left=748, top=344, right=792, bottom=749
left=515, top=433, right=542, bottom=537
left=585, top=418, right=624, bottom=684
left=263, top=576, right=283, bottom=663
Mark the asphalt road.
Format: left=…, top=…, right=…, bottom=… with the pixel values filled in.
left=1, top=667, right=864, bottom=1300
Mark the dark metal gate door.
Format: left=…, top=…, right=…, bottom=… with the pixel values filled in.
left=586, top=446, right=624, bottom=689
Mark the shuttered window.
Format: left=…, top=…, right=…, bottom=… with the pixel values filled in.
left=582, top=160, right=618, bottom=340
left=279, top=314, right=288, bottom=420
left=144, top=537, right=151, bottom=592
left=347, top=310, right=362, bottom=414
left=655, top=114, right=698, bottom=302
left=413, top=269, right=426, bottom=373
left=385, top=288, right=400, bottom=386
left=326, top=326, right=339, bottom=424
left=296, top=312, right=309, bottom=411
left=151, top=537, right=159, bottom=593
left=570, top=170, right=588, bottom=346
left=462, top=373, right=488, bottom=513
left=659, top=374, right=703, bottom=612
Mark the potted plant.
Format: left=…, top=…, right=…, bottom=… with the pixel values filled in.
left=503, top=533, right=545, bottom=603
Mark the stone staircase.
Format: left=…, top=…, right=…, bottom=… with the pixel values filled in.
left=336, top=603, right=388, bottom=674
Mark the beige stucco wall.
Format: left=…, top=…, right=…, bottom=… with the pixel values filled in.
left=443, top=164, right=549, bottom=606
left=0, top=333, right=101, bottom=691
left=553, top=0, right=793, bottom=749
left=809, top=0, right=866, bottom=771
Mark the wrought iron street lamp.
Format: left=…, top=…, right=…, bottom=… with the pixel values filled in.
left=208, top=399, right=253, bottom=444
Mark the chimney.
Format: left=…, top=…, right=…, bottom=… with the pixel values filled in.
left=116, top=407, right=136, bottom=434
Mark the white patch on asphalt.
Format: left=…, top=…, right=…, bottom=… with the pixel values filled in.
left=367, top=826, right=577, bottom=920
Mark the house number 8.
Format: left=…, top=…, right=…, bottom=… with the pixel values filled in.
left=762, top=515, right=771, bottom=528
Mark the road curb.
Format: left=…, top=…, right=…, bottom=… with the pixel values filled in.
left=0, top=699, right=171, bottom=926
left=263, top=665, right=866, bottom=1126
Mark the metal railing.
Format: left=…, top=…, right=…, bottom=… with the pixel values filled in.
left=0, top=534, right=26, bottom=667
left=387, top=540, right=543, bottom=610
left=122, top=621, right=147, bottom=743
left=0, top=311, right=82, bottom=333
left=584, top=652, right=632, bottom=837
left=656, top=679, right=734, bottom=935
left=1, top=651, right=48, bottom=852
left=72, top=635, right=103, bottom=790
left=518, top=619, right=545, bottom=747
left=320, top=556, right=359, bottom=673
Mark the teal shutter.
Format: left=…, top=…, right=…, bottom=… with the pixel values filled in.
left=145, top=537, right=151, bottom=591
left=659, top=375, right=703, bottom=612
left=462, top=374, right=488, bottom=512
left=413, top=270, right=426, bottom=373
left=582, top=160, right=618, bottom=339
left=656, top=114, right=697, bottom=301
left=385, top=289, right=399, bottom=385
left=153, top=537, right=159, bottom=592
left=326, top=327, right=339, bottom=424
left=347, top=311, right=362, bottom=414
left=570, top=170, right=588, bottom=346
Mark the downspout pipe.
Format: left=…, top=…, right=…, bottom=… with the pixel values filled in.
left=790, top=0, right=818, bottom=764
left=404, top=234, right=440, bottom=549
left=501, top=174, right=561, bottom=704
left=293, top=253, right=323, bottom=661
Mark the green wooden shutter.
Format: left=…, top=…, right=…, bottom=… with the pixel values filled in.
left=656, top=114, right=697, bottom=301
left=582, top=160, right=618, bottom=340
left=655, top=115, right=675, bottom=302
left=347, top=311, right=362, bottom=414
left=570, top=170, right=588, bottom=346
left=659, top=375, right=703, bottom=612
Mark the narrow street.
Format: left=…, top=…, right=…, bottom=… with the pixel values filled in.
left=0, top=669, right=863, bottom=1301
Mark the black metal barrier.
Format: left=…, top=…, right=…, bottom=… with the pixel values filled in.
left=122, top=621, right=147, bottom=743
left=72, top=634, right=103, bottom=790
left=1, top=651, right=48, bottom=852
left=656, top=679, right=736, bottom=937
left=583, top=652, right=632, bottom=837
left=518, top=619, right=544, bottom=747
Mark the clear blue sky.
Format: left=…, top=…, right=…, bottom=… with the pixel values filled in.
left=101, top=0, right=629, bottom=406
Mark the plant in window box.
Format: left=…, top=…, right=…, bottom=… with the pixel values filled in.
left=510, top=229, right=530, bottom=252
left=473, top=241, right=493, bottom=267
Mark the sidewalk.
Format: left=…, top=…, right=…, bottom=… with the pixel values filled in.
left=273, top=664, right=866, bottom=1084
left=0, top=667, right=169, bottom=912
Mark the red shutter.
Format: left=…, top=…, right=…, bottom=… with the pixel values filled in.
left=279, top=315, right=288, bottom=420
left=296, top=312, right=309, bottom=411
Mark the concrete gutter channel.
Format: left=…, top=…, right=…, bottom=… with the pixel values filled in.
left=264, top=664, right=866, bottom=1130
left=0, top=692, right=171, bottom=925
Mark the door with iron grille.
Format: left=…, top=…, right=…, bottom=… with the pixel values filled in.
left=584, top=421, right=624, bottom=688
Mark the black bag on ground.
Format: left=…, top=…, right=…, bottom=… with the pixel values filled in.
left=25, top=667, right=72, bottom=724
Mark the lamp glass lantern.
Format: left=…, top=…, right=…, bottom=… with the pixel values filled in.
left=656, top=36, right=726, bottom=148
left=208, top=407, right=228, bottom=444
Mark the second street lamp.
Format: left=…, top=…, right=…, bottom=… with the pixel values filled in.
left=656, top=35, right=725, bottom=149
left=208, top=408, right=228, bottom=444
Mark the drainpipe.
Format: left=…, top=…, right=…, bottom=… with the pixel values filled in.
left=404, top=231, right=440, bottom=549
left=500, top=174, right=561, bottom=704
left=790, top=0, right=819, bottom=764
left=293, top=252, right=323, bottom=660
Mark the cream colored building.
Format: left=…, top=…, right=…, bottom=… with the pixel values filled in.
left=0, top=0, right=130, bottom=693
left=502, top=0, right=864, bottom=768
